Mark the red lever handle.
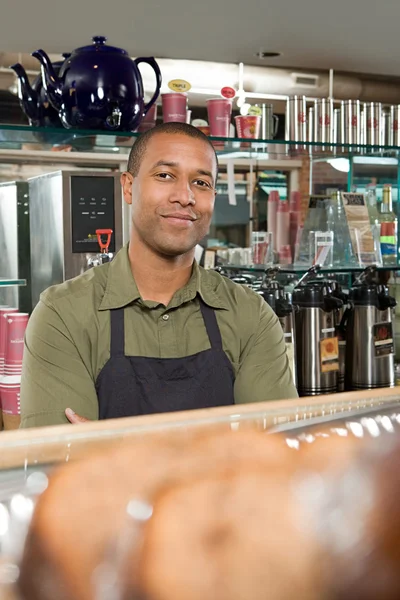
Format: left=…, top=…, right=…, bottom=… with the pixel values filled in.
left=96, top=229, right=113, bottom=253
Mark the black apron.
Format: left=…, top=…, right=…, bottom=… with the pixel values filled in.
left=96, top=300, right=235, bottom=419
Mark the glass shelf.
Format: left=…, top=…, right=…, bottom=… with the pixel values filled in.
left=0, top=279, right=26, bottom=287
left=1, top=123, right=400, bottom=160
left=219, top=264, right=399, bottom=274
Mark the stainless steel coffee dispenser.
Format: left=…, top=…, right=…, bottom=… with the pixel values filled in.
left=258, top=268, right=297, bottom=386
left=28, top=171, right=124, bottom=307
left=343, top=266, right=396, bottom=390
left=328, top=279, right=348, bottom=392
left=0, top=181, right=32, bottom=313
left=293, top=267, right=343, bottom=396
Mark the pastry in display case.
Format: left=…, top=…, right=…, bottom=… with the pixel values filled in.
left=0, top=390, right=397, bottom=598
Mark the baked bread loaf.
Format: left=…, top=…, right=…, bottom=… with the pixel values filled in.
left=18, top=431, right=293, bottom=600
left=17, top=428, right=400, bottom=600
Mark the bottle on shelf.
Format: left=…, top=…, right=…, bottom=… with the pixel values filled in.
left=365, top=184, right=381, bottom=228
left=380, top=184, right=398, bottom=266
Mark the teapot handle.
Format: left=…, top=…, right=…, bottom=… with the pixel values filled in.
left=134, top=57, right=162, bottom=116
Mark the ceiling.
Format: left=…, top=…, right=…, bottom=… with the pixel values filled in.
left=1, top=0, right=400, bottom=78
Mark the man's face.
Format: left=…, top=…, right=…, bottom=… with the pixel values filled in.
left=121, top=133, right=217, bottom=257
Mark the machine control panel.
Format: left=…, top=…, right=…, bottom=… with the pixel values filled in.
left=70, top=176, right=116, bottom=253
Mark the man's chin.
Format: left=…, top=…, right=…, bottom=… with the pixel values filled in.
left=154, top=244, right=196, bottom=259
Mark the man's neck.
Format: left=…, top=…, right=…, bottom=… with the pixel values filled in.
left=128, top=239, right=195, bottom=306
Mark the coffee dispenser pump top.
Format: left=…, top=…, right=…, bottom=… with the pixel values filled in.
left=260, top=267, right=293, bottom=317
left=341, top=265, right=396, bottom=316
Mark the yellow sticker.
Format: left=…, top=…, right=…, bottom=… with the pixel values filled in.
left=168, top=79, right=191, bottom=93
left=320, top=336, right=339, bottom=373
left=248, top=105, right=262, bottom=116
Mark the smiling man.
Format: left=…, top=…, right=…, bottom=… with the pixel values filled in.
left=20, top=123, right=297, bottom=428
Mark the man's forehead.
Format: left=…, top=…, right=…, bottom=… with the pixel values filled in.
left=145, top=133, right=216, bottom=166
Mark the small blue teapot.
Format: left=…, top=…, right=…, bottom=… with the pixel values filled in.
left=10, top=55, right=70, bottom=128
left=32, top=36, right=162, bottom=131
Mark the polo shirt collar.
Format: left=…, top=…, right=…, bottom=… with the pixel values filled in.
left=99, top=245, right=229, bottom=311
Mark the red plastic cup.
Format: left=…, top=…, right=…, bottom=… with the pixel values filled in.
left=235, top=115, right=261, bottom=139
left=4, top=313, right=29, bottom=366
left=206, top=99, right=232, bottom=137
left=161, top=93, right=188, bottom=123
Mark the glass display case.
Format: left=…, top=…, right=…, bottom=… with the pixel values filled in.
left=0, top=387, right=397, bottom=471
left=0, top=389, right=398, bottom=600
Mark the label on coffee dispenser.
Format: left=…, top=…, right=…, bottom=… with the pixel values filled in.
left=320, top=336, right=339, bottom=373
left=373, top=322, right=394, bottom=357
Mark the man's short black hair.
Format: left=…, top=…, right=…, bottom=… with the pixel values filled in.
left=127, top=122, right=219, bottom=181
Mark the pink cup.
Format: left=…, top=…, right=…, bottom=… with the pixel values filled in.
left=162, top=93, right=188, bottom=123
left=235, top=115, right=261, bottom=139
left=0, top=375, right=21, bottom=415
left=206, top=99, right=232, bottom=137
left=0, top=309, right=18, bottom=373
left=137, top=104, right=158, bottom=132
left=4, top=313, right=29, bottom=366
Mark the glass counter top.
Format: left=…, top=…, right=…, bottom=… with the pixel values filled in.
left=218, top=264, right=399, bottom=274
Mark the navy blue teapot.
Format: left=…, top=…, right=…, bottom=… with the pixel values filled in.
left=32, top=36, right=162, bottom=131
left=10, top=55, right=70, bottom=128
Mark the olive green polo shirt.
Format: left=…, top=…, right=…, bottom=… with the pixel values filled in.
left=20, top=245, right=297, bottom=428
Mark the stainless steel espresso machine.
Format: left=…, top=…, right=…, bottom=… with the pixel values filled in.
left=28, top=171, right=124, bottom=307
left=0, top=181, right=32, bottom=313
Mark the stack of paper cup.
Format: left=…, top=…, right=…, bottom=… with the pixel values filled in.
left=0, top=310, right=29, bottom=430
left=0, top=376, right=21, bottom=430
left=0, top=307, right=18, bottom=377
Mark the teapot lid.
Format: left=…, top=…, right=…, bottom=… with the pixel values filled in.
left=74, top=36, right=128, bottom=55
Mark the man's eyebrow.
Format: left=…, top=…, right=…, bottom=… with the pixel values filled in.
left=150, top=161, right=214, bottom=182
left=196, top=169, right=214, bottom=180
left=150, top=160, right=179, bottom=169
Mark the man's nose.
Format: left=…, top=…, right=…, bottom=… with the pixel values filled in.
left=169, top=180, right=195, bottom=205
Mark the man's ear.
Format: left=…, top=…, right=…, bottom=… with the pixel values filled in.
left=121, top=172, right=133, bottom=205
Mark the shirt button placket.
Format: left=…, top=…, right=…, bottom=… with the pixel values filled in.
left=159, top=311, right=176, bottom=357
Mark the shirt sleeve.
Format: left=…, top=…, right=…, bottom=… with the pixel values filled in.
left=20, top=298, right=99, bottom=428
left=234, top=295, right=298, bottom=404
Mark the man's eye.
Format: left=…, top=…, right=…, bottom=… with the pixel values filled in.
left=156, top=172, right=173, bottom=179
left=193, top=179, right=211, bottom=188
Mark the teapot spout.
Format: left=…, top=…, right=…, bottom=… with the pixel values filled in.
left=32, top=49, right=62, bottom=110
left=10, top=63, right=40, bottom=122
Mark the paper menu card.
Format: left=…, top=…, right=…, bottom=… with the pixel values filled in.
left=341, top=192, right=376, bottom=265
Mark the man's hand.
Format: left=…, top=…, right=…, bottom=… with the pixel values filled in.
left=65, top=408, right=90, bottom=424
